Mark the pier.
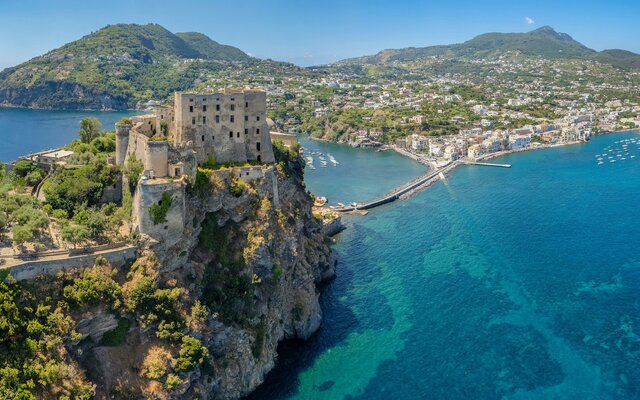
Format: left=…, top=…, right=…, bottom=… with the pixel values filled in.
left=331, top=161, right=460, bottom=212
left=330, top=158, right=512, bottom=213
left=461, top=161, right=512, bottom=168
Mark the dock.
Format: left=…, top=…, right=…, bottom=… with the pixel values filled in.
left=462, top=161, right=512, bottom=168
left=331, top=161, right=460, bottom=212
left=330, top=158, right=512, bottom=213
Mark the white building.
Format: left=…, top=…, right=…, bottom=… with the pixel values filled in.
left=509, top=134, right=531, bottom=149
left=409, top=134, right=428, bottom=150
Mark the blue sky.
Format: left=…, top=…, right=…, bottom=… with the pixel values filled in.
left=1, top=0, right=639, bottom=69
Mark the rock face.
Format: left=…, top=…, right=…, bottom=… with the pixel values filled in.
left=172, top=165, right=333, bottom=399
left=80, top=157, right=334, bottom=399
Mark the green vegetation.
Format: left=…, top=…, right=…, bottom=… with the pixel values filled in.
left=0, top=192, right=49, bottom=250
left=272, top=263, right=283, bottom=281
left=8, top=160, right=46, bottom=187
left=175, top=335, right=208, bottom=372
left=148, top=192, right=172, bottom=225
left=0, top=23, right=252, bottom=109
left=78, top=117, right=101, bottom=144
left=229, top=177, right=246, bottom=197
left=122, top=274, right=184, bottom=341
left=199, top=213, right=254, bottom=326
left=63, top=265, right=121, bottom=307
left=0, top=276, right=95, bottom=398
left=125, top=155, right=144, bottom=192
left=100, top=318, right=132, bottom=346
left=43, top=157, right=117, bottom=214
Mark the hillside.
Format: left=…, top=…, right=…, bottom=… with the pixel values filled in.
left=176, top=32, right=252, bottom=62
left=339, top=26, right=640, bottom=70
left=0, top=24, right=254, bottom=110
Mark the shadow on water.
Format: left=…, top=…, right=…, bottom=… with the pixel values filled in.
left=244, top=248, right=363, bottom=399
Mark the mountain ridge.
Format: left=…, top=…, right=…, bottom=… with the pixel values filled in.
left=0, top=23, right=255, bottom=110
left=336, top=26, right=640, bottom=70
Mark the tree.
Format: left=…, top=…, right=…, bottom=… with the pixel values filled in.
left=0, top=214, right=7, bottom=238
left=61, top=224, right=89, bottom=249
left=175, top=336, right=208, bottom=372
left=11, top=160, right=36, bottom=178
left=78, top=118, right=101, bottom=144
left=125, top=155, right=144, bottom=192
left=25, top=169, right=45, bottom=186
left=12, top=225, right=33, bottom=250
left=73, top=207, right=107, bottom=240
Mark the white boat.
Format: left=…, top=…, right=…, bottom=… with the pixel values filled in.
left=610, top=160, right=616, bottom=163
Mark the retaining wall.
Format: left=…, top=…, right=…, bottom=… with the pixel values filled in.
left=7, top=246, right=137, bottom=281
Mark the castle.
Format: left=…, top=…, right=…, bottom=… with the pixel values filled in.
left=115, top=88, right=275, bottom=180
left=114, top=89, right=277, bottom=242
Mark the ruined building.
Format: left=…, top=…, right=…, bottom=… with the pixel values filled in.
left=115, top=88, right=275, bottom=180
left=114, top=89, right=276, bottom=239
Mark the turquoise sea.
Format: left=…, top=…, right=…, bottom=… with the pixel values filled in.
left=0, top=107, right=140, bottom=162
left=251, top=132, right=640, bottom=399
left=2, top=109, right=640, bottom=399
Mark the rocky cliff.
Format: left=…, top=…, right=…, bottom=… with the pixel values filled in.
left=0, top=150, right=335, bottom=399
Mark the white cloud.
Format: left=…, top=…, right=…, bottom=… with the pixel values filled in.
left=525, top=17, right=535, bottom=25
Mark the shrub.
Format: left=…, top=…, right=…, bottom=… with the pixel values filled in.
left=272, top=264, right=283, bottom=281
left=190, top=300, right=209, bottom=328
left=125, top=155, right=144, bottom=192
left=12, top=160, right=36, bottom=178
left=148, top=192, right=172, bottom=225
left=229, top=178, right=246, bottom=197
left=201, top=154, right=217, bottom=169
left=175, top=336, right=208, bottom=372
left=123, top=277, right=156, bottom=312
left=25, top=169, right=46, bottom=186
left=164, top=374, right=183, bottom=391
left=63, top=266, right=121, bottom=307
left=100, top=318, right=131, bottom=346
left=141, top=347, right=172, bottom=380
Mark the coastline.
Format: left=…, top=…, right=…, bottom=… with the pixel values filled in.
left=329, top=128, right=640, bottom=214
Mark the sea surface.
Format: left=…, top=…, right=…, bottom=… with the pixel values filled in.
left=250, top=132, right=640, bottom=400
left=298, top=137, right=427, bottom=205
left=0, top=107, right=141, bottom=162
left=3, top=110, right=640, bottom=399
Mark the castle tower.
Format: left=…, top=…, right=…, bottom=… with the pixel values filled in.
left=144, top=141, right=169, bottom=178
left=115, top=122, right=131, bottom=166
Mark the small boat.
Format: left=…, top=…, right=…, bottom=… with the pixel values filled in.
left=610, top=160, right=616, bottom=163
left=598, top=162, right=604, bottom=165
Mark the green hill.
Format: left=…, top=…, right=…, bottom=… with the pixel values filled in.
left=340, top=26, right=640, bottom=70
left=0, top=23, right=253, bottom=110
left=176, top=32, right=252, bottom=62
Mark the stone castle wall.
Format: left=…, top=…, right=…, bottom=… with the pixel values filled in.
left=8, top=246, right=137, bottom=281
left=172, top=91, right=274, bottom=164
left=132, top=178, right=186, bottom=248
